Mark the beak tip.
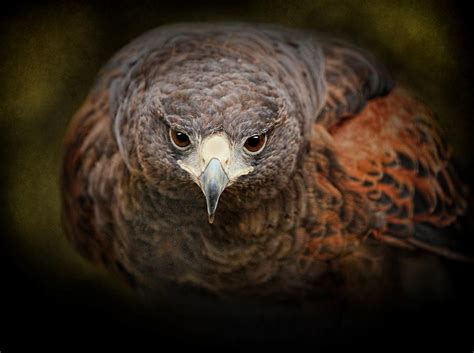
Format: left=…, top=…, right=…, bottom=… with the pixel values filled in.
left=208, top=213, right=215, bottom=224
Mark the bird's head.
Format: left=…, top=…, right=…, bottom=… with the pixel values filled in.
left=112, top=33, right=318, bottom=223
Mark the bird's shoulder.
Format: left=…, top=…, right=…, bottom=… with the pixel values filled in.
left=328, top=85, right=469, bottom=260
left=61, top=89, right=125, bottom=270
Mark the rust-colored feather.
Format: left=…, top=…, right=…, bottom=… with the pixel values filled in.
left=330, top=85, right=469, bottom=259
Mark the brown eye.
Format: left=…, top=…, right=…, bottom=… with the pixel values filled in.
left=170, top=129, right=191, bottom=149
left=244, top=134, right=266, bottom=154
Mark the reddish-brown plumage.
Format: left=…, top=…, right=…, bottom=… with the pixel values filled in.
left=331, top=86, right=468, bottom=258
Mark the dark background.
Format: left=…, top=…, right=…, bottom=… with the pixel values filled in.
left=1, top=0, right=473, bottom=351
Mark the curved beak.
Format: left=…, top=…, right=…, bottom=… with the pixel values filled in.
left=177, top=133, right=253, bottom=224
left=199, top=158, right=229, bottom=224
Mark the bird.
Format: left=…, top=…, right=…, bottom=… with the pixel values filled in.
left=61, top=23, right=470, bottom=301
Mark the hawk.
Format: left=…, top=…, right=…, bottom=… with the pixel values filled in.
left=61, top=23, right=469, bottom=299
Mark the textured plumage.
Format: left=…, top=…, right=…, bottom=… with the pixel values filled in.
left=61, top=23, right=469, bottom=298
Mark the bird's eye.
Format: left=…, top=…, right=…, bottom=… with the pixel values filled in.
left=170, top=129, right=191, bottom=149
left=244, top=134, right=267, bottom=154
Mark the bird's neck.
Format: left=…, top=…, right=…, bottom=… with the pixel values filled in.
left=117, top=131, right=374, bottom=293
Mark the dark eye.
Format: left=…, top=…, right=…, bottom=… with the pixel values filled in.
left=244, top=134, right=266, bottom=154
left=170, top=129, right=191, bottom=149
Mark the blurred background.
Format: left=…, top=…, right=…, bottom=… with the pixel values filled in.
left=1, top=0, right=473, bottom=350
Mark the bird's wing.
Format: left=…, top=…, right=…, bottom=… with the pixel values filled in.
left=61, top=87, right=122, bottom=269
left=316, top=37, right=394, bottom=127
left=330, top=85, right=469, bottom=260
